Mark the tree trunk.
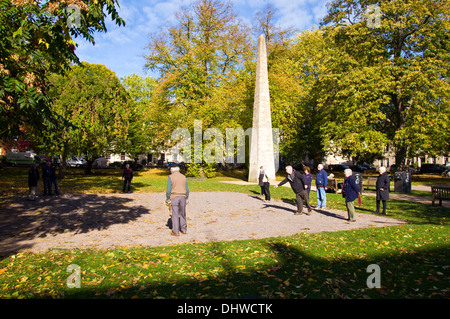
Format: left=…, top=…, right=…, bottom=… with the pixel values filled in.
left=59, top=156, right=67, bottom=179
left=393, top=91, right=408, bottom=171
left=395, top=145, right=407, bottom=170
left=59, top=146, right=69, bottom=179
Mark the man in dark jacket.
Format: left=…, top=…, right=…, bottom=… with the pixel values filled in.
left=342, top=168, right=360, bottom=222
left=275, top=165, right=313, bottom=215
left=374, top=166, right=390, bottom=215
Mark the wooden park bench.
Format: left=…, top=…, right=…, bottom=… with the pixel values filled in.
left=431, top=185, right=450, bottom=206
left=363, top=177, right=378, bottom=190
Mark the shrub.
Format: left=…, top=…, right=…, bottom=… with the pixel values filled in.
left=202, top=163, right=217, bottom=178
left=186, top=163, right=202, bottom=177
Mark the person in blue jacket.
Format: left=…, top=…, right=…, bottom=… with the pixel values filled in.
left=342, top=168, right=360, bottom=222
left=316, top=164, right=328, bottom=209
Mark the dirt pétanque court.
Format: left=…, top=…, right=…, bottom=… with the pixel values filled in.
left=0, top=191, right=406, bottom=256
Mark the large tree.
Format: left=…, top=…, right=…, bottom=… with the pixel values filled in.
left=144, top=0, right=254, bottom=153
left=319, top=0, right=450, bottom=166
left=46, top=63, right=131, bottom=174
left=0, top=0, right=125, bottom=140
left=121, top=73, right=157, bottom=164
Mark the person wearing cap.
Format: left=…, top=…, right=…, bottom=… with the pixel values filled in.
left=342, top=168, right=360, bottom=222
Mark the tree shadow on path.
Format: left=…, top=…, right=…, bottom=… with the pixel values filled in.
left=0, top=194, right=150, bottom=258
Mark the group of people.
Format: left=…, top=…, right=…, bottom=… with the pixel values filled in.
left=27, top=162, right=135, bottom=200
left=342, top=166, right=390, bottom=221
left=28, top=161, right=59, bottom=200
left=121, top=163, right=390, bottom=236
left=26, top=159, right=391, bottom=236
left=259, top=164, right=390, bottom=222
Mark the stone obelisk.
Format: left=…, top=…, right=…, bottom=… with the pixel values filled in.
left=248, top=35, right=276, bottom=183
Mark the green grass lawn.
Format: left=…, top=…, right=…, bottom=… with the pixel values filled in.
left=0, top=167, right=449, bottom=299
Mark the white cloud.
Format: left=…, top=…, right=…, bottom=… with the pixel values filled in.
left=267, top=0, right=329, bottom=30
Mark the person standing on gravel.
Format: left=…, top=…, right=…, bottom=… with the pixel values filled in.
left=274, top=165, right=312, bottom=215
left=166, top=166, right=190, bottom=236
left=258, top=166, right=271, bottom=201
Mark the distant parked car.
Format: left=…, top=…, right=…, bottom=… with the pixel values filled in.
left=93, top=157, right=110, bottom=168
left=359, top=164, right=376, bottom=171
left=66, top=157, right=86, bottom=167
left=420, top=164, right=446, bottom=174
left=327, top=164, right=349, bottom=171
left=6, top=152, right=39, bottom=166
left=350, top=165, right=368, bottom=172
left=388, top=164, right=398, bottom=172
left=108, top=161, right=123, bottom=168
left=165, top=162, right=185, bottom=169
left=122, top=160, right=143, bottom=169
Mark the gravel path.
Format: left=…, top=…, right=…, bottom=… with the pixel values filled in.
left=0, top=192, right=406, bottom=255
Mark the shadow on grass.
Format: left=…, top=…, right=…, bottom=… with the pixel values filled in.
left=0, top=194, right=150, bottom=258
left=216, top=169, right=249, bottom=181
left=60, top=239, right=449, bottom=299
left=0, top=166, right=156, bottom=196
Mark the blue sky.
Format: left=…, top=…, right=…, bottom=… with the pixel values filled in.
left=76, top=0, right=329, bottom=79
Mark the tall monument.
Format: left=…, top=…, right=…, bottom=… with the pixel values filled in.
left=248, top=35, right=276, bottom=183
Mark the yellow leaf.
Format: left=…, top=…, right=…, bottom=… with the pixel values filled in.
left=38, top=39, right=49, bottom=50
